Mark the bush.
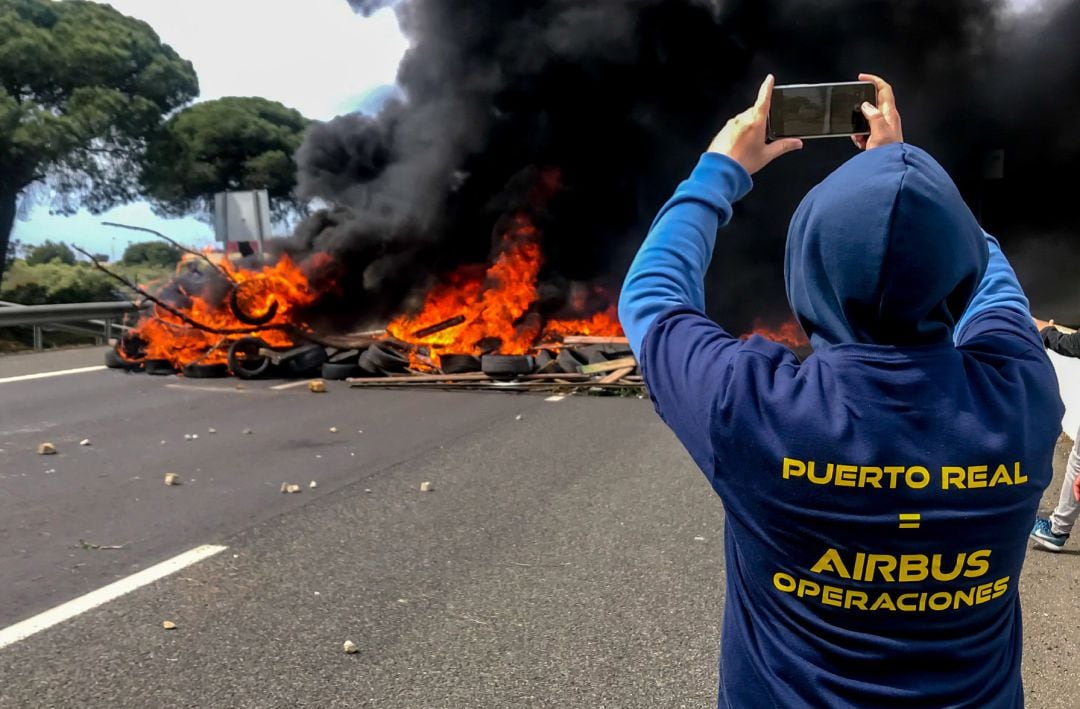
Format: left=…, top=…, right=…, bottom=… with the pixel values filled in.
left=0, top=259, right=173, bottom=304
left=0, top=261, right=119, bottom=304
left=122, top=241, right=182, bottom=268
left=25, top=240, right=76, bottom=266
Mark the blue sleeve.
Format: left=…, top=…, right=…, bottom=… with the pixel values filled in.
left=954, top=232, right=1031, bottom=345
left=618, top=152, right=753, bottom=356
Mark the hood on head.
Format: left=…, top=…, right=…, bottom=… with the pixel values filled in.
left=785, top=143, right=988, bottom=349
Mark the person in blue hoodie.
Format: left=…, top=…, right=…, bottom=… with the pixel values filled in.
left=619, top=73, right=1064, bottom=708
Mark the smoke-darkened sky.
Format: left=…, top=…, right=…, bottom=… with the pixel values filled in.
left=298, top=0, right=1080, bottom=328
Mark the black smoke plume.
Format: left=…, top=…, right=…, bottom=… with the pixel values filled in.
left=294, top=0, right=1080, bottom=332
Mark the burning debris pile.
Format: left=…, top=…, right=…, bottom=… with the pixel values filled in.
left=113, top=0, right=1080, bottom=383
left=101, top=0, right=823, bottom=385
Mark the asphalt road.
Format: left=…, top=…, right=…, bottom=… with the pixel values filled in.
left=1, top=346, right=1078, bottom=708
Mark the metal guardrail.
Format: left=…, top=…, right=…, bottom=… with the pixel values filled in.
left=0, top=301, right=145, bottom=350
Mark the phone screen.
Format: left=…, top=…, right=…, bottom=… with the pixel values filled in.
left=769, top=82, right=876, bottom=139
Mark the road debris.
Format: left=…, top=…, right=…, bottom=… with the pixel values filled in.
left=37, top=442, right=57, bottom=455
left=162, top=620, right=177, bottom=630
left=343, top=640, right=359, bottom=654
left=309, top=480, right=318, bottom=489
left=309, top=380, right=328, bottom=393
left=329, top=427, right=338, bottom=433
left=164, top=472, right=181, bottom=486
left=419, top=481, right=434, bottom=492
left=79, top=438, right=91, bottom=446
left=184, top=434, right=193, bottom=441
left=243, top=428, right=253, bottom=435
left=208, top=427, right=217, bottom=434
left=515, top=414, right=523, bottom=421
left=79, top=539, right=126, bottom=550
left=281, top=483, right=302, bottom=494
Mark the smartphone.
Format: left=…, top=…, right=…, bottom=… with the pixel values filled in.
left=767, top=82, right=876, bottom=140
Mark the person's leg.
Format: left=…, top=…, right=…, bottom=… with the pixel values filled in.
left=1049, top=431, right=1080, bottom=537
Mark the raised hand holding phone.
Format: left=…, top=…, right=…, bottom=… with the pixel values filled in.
left=708, top=74, right=803, bottom=175
left=852, top=73, right=904, bottom=150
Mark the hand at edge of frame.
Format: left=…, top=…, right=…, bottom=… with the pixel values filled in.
left=708, top=74, right=803, bottom=175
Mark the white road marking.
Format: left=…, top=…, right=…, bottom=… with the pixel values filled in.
left=0, top=544, right=227, bottom=650
left=165, top=384, right=245, bottom=394
left=545, top=394, right=567, bottom=402
left=0, top=365, right=107, bottom=385
left=270, top=380, right=317, bottom=391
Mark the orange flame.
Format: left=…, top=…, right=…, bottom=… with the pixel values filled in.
left=387, top=213, right=623, bottom=366
left=133, top=253, right=331, bottom=368
left=743, top=317, right=809, bottom=349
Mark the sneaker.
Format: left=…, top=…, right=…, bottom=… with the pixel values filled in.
left=1030, top=518, right=1069, bottom=552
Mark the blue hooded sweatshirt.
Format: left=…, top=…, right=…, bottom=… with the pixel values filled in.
left=619, top=143, right=1063, bottom=708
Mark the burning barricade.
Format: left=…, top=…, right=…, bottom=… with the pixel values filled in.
left=96, top=203, right=807, bottom=394
left=98, top=213, right=641, bottom=392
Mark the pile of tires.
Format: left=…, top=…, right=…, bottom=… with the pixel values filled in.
left=481, top=354, right=534, bottom=379
left=321, top=349, right=363, bottom=381
left=104, top=347, right=143, bottom=371
left=227, top=337, right=274, bottom=379
left=358, top=342, right=411, bottom=376
left=440, top=354, right=482, bottom=374
left=183, top=363, right=230, bottom=379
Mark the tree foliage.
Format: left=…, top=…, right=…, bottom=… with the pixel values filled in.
left=141, top=97, right=310, bottom=220
left=121, top=240, right=181, bottom=268
left=1, top=260, right=116, bottom=303
left=1, top=257, right=171, bottom=305
left=0, top=0, right=199, bottom=275
left=24, top=238, right=74, bottom=265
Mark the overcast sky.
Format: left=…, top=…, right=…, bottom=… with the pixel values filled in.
left=13, top=0, right=407, bottom=258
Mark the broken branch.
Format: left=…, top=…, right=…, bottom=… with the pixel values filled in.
left=74, top=246, right=294, bottom=337
left=102, top=221, right=236, bottom=284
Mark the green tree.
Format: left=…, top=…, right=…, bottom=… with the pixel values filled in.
left=0, top=260, right=118, bottom=304
left=141, top=97, right=310, bottom=221
left=24, top=238, right=74, bottom=265
left=3, top=236, right=18, bottom=269
left=121, top=240, right=180, bottom=268
left=0, top=0, right=199, bottom=277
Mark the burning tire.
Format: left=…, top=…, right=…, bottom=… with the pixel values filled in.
left=183, top=363, right=230, bottom=379
left=481, top=354, right=534, bottom=379
left=359, top=343, right=411, bottom=376
left=229, top=282, right=280, bottom=326
left=328, top=349, right=361, bottom=365
left=144, top=359, right=177, bottom=376
left=555, top=348, right=587, bottom=374
left=283, top=344, right=328, bottom=376
left=228, top=337, right=273, bottom=379
left=105, top=347, right=142, bottom=371
left=533, top=349, right=557, bottom=373
left=440, top=354, right=482, bottom=374
left=321, top=362, right=362, bottom=380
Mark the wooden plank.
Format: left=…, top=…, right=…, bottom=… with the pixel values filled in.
left=579, top=356, right=637, bottom=375
left=522, top=372, right=590, bottom=381
left=315, top=331, right=386, bottom=349
left=562, top=336, right=629, bottom=346
left=348, top=372, right=491, bottom=385
left=598, top=366, right=634, bottom=384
